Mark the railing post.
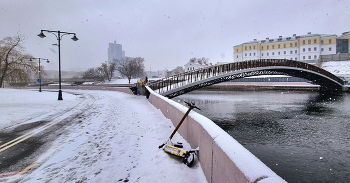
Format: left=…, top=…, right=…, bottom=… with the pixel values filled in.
left=177, top=75, right=179, bottom=87
left=166, top=78, right=168, bottom=91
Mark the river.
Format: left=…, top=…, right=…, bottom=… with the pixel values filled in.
left=172, top=90, right=350, bottom=183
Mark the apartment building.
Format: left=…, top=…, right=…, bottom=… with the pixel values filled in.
left=233, top=31, right=350, bottom=63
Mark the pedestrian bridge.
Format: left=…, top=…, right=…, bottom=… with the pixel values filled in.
left=147, top=59, right=345, bottom=98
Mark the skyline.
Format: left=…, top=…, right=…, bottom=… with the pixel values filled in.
left=1, top=0, right=349, bottom=72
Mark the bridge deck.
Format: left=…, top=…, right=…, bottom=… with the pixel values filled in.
left=147, top=59, right=345, bottom=98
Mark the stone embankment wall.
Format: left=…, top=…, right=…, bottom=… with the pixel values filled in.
left=146, top=86, right=286, bottom=183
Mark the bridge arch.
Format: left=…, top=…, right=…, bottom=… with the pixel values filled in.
left=147, top=59, right=344, bottom=98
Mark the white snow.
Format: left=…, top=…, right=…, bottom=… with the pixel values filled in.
left=103, top=78, right=139, bottom=84
left=321, top=60, right=350, bottom=76
left=0, top=88, right=207, bottom=183
left=147, top=87, right=286, bottom=182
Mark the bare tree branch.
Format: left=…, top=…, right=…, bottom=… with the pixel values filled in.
left=115, top=57, right=145, bottom=83
left=0, top=35, right=35, bottom=86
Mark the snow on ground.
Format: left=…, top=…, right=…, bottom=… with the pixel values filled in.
left=103, top=79, right=139, bottom=84
left=0, top=88, right=207, bottom=183
left=0, top=89, right=77, bottom=130
left=321, top=60, right=350, bottom=76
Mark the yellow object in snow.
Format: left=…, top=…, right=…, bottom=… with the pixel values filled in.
left=164, top=144, right=188, bottom=157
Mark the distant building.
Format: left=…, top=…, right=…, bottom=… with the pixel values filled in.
left=233, top=31, right=350, bottom=64
left=108, top=40, right=125, bottom=64
left=184, top=59, right=213, bottom=71
left=166, top=66, right=185, bottom=77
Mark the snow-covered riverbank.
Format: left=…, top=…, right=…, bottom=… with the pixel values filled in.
left=0, top=88, right=207, bottom=182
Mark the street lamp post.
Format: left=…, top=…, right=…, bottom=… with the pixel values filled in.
left=37, top=30, right=78, bottom=100
left=29, top=58, right=49, bottom=92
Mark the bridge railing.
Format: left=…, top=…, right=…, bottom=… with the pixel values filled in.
left=147, top=59, right=344, bottom=94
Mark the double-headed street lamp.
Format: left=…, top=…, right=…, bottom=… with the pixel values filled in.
left=37, top=30, right=78, bottom=100
left=29, top=58, right=49, bottom=92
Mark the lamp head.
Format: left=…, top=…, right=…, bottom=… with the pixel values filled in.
left=29, top=58, right=33, bottom=61
left=37, top=32, right=46, bottom=38
left=46, top=60, right=50, bottom=63
left=71, top=34, right=79, bottom=41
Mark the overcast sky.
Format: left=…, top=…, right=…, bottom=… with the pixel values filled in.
left=1, top=0, right=349, bottom=72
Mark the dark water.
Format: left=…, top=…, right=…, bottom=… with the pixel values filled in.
left=173, top=90, right=350, bottom=183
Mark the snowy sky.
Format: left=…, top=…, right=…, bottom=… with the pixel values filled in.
left=1, top=0, right=349, bottom=72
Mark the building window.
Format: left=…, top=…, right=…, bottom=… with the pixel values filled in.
left=237, top=49, right=238, bottom=52
left=284, top=51, right=286, bottom=54
left=272, top=52, right=274, bottom=55
left=278, top=44, right=280, bottom=48
left=308, top=40, right=311, bottom=44
left=295, top=42, right=297, bottom=47
left=321, top=40, right=324, bottom=44
left=290, top=43, right=293, bottom=47
left=303, top=56, right=305, bottom=59
left=272, top=45, right=275, bottom=49
left=267, top=53, right=269, bottom=56
left=249, top=46, right=251, bottom=50
left=329, top=47, right=332, bottom=51
left=237, top=55, right=238, bottom=58
left=290, top=51, right=293, bottom=54
left=308, top=48, right=311, bottom=51
left=278, top=52, right=280, bottom=55
left=249, top=53, right=251, bottom=56
left=308, top=56, right=311, bottom=59
left=253, top=46, right=255, bottom=49
left=314, top=55, right=317, bottom=59
left=245, top=53, right=247, bottom=56
left=295, top=50, right=297, bottom=53
left=284, top=44, right=286, bottom=48
left=254, top=53, right=256, bottom=56
left=314, top=39, right=317, bottom=44
left=295, top=57, right=297, bottom=60
left=321, top=48, right=324, bottom=51
left=267, top=46, right=269, bottom=49
left=329, top=39, right=331, bottom=44
left=262, top=53, right=264, bottom=56
left=303, top=48, right=305, bottom=52
left=303, top=40, right=305, bottom=44
left=245, top=46, right=247, bottom=50
left=314, top=47, right=317, bottom=51
left=262, top=46, right=264, bottom=50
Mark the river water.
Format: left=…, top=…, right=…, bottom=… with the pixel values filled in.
left=172, top=90, right=350, bottom=183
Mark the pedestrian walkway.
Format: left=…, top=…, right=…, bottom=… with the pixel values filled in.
left=0, top=89, right=207, bottom=182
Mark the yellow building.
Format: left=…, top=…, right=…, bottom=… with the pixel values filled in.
left=233, top=32, right=350, bottom=63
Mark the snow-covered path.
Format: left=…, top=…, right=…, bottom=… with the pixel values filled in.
left=0, top=89, right=207, bottom=183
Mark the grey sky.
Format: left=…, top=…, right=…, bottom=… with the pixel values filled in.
left=1, top=0, right=349, bottom=72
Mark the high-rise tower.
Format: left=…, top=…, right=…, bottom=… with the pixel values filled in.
left=108, top=40, right=125, bottom=63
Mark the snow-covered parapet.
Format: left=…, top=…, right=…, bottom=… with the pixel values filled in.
left=146, top=86, right=286, bottom=183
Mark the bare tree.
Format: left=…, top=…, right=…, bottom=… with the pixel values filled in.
left=197, top=57, right=209, bottom=65
left=83, top=67, right=104, bottom=81
left=82, top=61, right=117, bottom=82
left=100, top=62, right=116, bottom=81
left=189, top=57, right=209, bottom=65
left=115, top=57, right=145, bottom=83
left=0, top=35, right=35, bottom=87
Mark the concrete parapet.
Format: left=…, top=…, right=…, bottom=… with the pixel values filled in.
left=146, top=86, right=286, bottom=183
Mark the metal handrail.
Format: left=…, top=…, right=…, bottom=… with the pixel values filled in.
left=148, top=59, right=344, bottom=94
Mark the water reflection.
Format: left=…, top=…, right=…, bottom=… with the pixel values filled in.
left=173, top=90, right=350, bottom=183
